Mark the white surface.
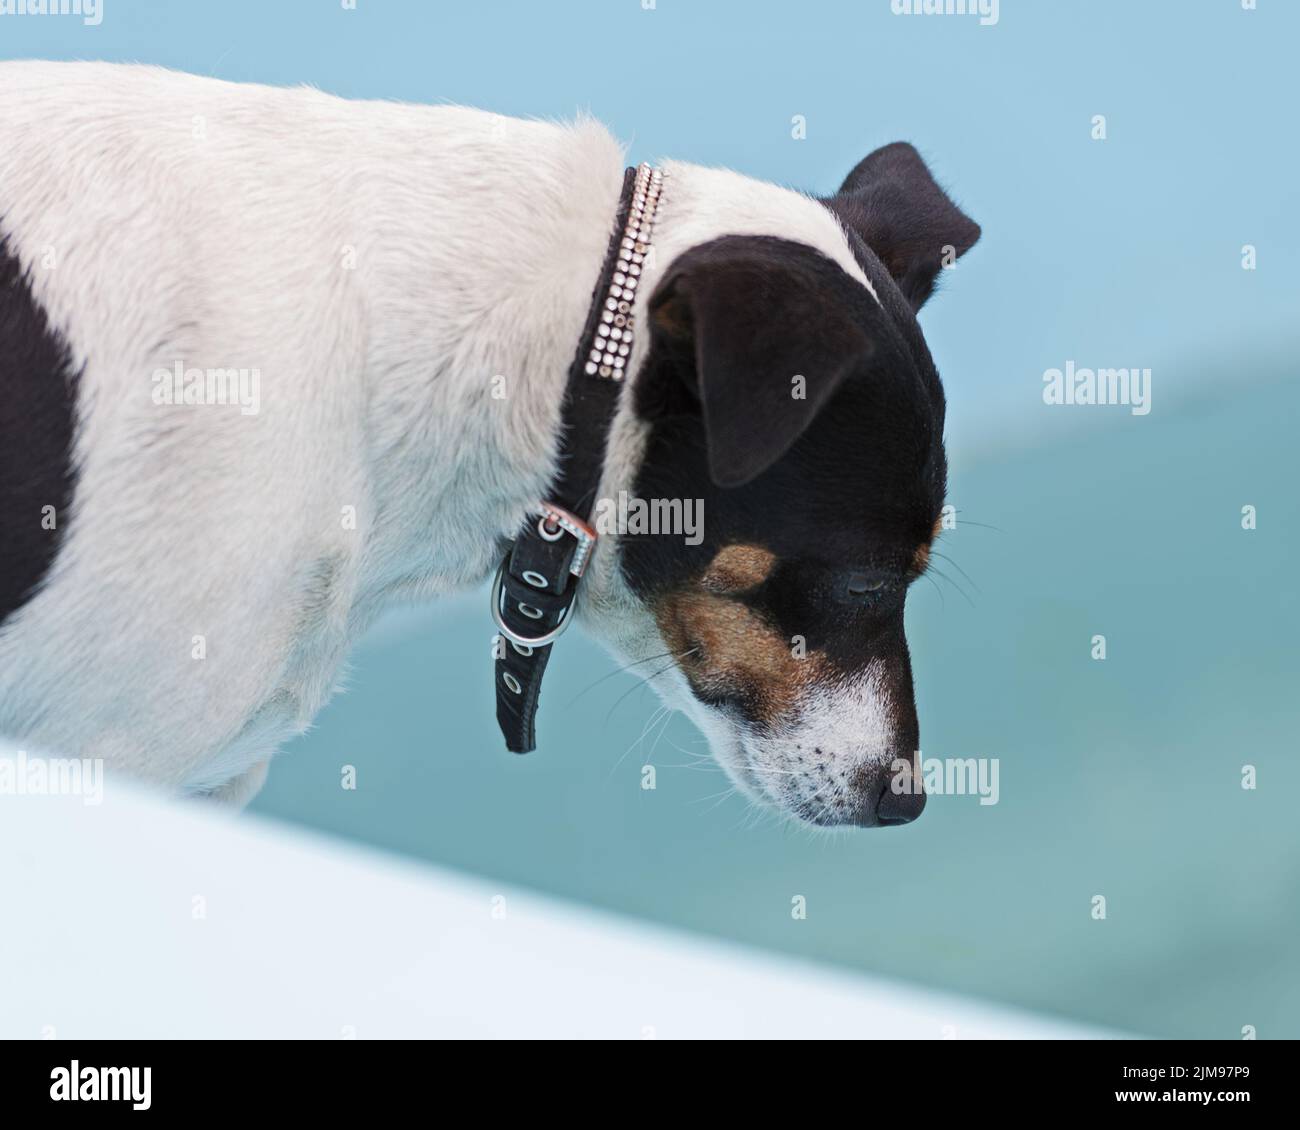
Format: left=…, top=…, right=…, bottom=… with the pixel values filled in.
left=0, top=757, right=1110, bottom=1039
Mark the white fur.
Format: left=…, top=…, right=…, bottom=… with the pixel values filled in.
left=0, top=61, right=880, bottom=809
left=742, top=666, right=898, bottom=821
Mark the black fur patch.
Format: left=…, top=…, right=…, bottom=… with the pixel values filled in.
left=626, top=232, right=948, bottom=735
left=0, top=236, right=80, bottom=627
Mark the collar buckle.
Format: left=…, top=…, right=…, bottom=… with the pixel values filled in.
left=535, top=503, right=598, bottom=578
left=490, top=557, right=578, bottom=649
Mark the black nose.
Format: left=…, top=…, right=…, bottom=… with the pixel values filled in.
left=874, top=774, right=926, bottom=825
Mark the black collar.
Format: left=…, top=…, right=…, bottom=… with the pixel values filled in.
left=492, top=163, right=665, bottom=753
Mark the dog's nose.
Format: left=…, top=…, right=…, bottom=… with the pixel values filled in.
left=842, top=759, right=926, bottom=827
left=874, top=773, right=926, bottom=825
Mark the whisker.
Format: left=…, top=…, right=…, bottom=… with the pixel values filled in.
left=610, top=705, right=669, bottom=775
left=930, top=549, right=980, bottom=594
left=601, top=649, right=698, bottom=727
left=920, top=569, right=946, bottom=608
left=564, top=648, right=686, bottom=708
left=948, top=511, right=1003, bottom=534
left=665, top=734, right=710, bottom=759
left=926, top=562, right=976, bottom=607
left=644, top=706, right=677, bottom=765
left=731, top=797, right=777, bottom=834
left=807, top=780, right=846, bottom=828
left=690, top=784, right=738, bottom=814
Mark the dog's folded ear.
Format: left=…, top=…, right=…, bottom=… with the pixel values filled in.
left=825, top=142, right=980, bottom=311
left=642, top=235, right=877, bottom=489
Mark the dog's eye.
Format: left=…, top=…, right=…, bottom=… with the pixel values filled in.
left=848, top=577, right=885, bottom=595
left=845, top=572, right=893, bottom=601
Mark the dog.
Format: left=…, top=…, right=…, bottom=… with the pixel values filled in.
left=0, top=61, right=979, bottom=824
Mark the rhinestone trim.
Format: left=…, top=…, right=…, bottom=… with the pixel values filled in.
left=584, top=162, right=665, bottom=381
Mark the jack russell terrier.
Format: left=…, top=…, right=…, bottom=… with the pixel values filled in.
left=0, top=61, right=979, bottom=825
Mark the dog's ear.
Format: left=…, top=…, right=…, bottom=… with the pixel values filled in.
left=825, top=142, right=980, bottom=311
left=641, top=236, right=876, bottom=489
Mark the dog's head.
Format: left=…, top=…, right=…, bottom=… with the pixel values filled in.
left=583, top=143, right=979, bottom=828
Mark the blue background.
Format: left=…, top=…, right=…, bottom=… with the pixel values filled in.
left=6, top=0, right=1297, bottom=1037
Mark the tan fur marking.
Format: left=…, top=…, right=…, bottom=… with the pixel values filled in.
left=699, top=543, right=777, bottom=594
left=654, top=567, right=828, bottom=728
left=911, top=515, right=944, bottom=576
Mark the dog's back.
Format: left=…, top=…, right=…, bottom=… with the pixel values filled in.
left=0, top=62, right=622, bottom=793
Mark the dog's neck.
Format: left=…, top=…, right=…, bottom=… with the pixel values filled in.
left=348, top=110, right=628, bottom=612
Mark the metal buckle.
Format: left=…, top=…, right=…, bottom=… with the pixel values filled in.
left=535, top=503, right=598, bottom=578
left=491, top=558, right=577, bottom=649
left=490, top=503, right=595, bottom=650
